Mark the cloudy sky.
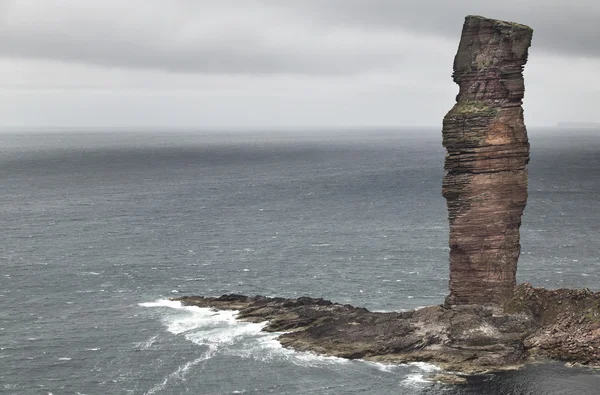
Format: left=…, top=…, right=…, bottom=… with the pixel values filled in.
left=0, top=0, right=598, bottom=129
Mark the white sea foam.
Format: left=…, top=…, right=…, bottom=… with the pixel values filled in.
left=239, top=335, right=351, bottom=368
left=139, top=299, right=186, bottom=309
left=402, top=373, right=429, bottom=387
left=135, top=335, right=158, bottom=350
left=362, top=361, right=401, bottom=373
left=366, top=362, right=442, bottom=385
left=407, top=361, right=440, bottom=373
left=140, top=299, right=351, bottom=369
left=145, top=355, right=211, bottom=395
left=141, top=299, right=349, bottom=393
left=398, top=362, right=441, bottom=388
left=141, top=298, right=442, bottom=392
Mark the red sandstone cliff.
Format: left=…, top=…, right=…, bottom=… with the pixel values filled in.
left=442, top=15, right=533, bottom=306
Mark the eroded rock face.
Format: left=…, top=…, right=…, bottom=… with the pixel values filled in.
left=173, top=285, right=600, bottom=374
left=173, top=293, right=535, bottom=374
left=442, top=15, right=533, bottom=306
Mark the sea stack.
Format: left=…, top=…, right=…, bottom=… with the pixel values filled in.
left=442, top=16, right=533, bottom=306
left=176, top=16, right=600, bottom=373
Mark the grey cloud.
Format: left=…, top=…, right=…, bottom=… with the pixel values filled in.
left=285, top=0, right=600, bottom=58
left=309, top=0, right=600, bottom=57
left=0, top=0, right=410, bottom=75
left=0, top=0, right=598, bottom=76
left=0, top=25, right=401, bottom=75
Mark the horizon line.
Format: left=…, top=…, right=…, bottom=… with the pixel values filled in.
left=0, top=124, right=569, bottom=132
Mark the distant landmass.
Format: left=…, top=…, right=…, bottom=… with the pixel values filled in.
left=556, top=122, right=600, bottom=129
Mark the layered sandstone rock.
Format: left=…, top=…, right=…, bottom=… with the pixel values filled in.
left=174, top=285, right=600, bottom=374
left=442, top=15, right=533, bottom=306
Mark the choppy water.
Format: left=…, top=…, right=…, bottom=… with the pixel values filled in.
left=1, top=129, right=599, bottom=394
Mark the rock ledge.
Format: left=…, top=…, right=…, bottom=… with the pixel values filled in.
left=173, top=284, right=600, bottom=375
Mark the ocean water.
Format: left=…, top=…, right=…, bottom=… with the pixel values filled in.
left=1, top=129, right=599, bottom=394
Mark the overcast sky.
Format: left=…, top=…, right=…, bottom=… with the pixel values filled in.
left=0, top=0, right=599, bottom=129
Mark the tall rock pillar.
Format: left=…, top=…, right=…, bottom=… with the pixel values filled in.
left=442, top=16, right=533, bottom=306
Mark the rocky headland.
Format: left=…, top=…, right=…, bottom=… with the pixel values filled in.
left=174, top=285, right=600, bottom=374
left=174, top=16, right=600, bottom=380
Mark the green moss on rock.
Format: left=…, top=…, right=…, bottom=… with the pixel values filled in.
left=450, top=100, right=498, bottom=118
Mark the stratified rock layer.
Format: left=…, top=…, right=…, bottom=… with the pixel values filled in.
left=174, top=285, right=600, bottom=374
left=442, top=16, right=533, bottom=305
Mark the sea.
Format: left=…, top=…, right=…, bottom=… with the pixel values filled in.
left=2, top=128, right=600, bottom=394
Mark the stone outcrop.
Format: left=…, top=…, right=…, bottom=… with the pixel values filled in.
left=174, top=293, right=534, bottom=374
left=174, top=285, right=600, bottom=375
left=442, top=15, right=533, bottom=306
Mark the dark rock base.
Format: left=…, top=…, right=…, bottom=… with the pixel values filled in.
left=173, top=284, right=600, bottom=375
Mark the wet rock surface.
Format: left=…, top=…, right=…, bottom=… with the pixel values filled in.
left=442, top=15, right=534, bottom=305
left=173, top=284, right=600, bottom=375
